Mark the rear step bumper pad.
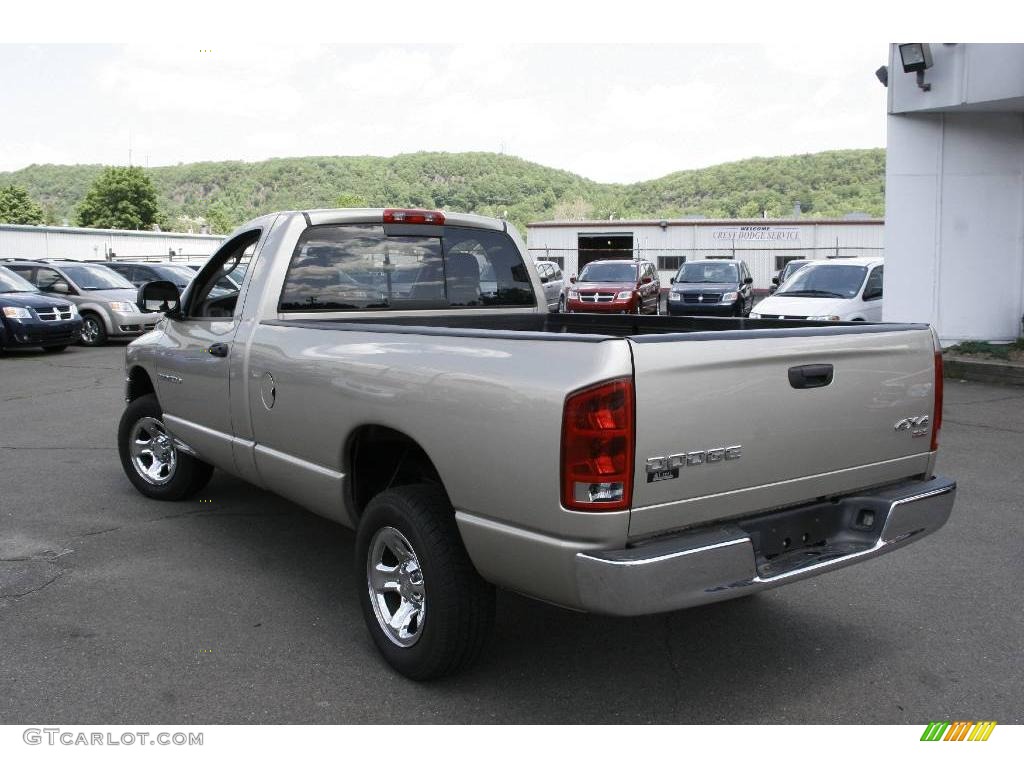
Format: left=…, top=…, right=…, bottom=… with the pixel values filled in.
left=575, top=476, right=956, bottom=616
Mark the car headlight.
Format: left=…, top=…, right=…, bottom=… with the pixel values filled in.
left=671, top=290, right=682, bottom=298
left=616, top=291, right=634, bottom=300
left=721, top=291, right=739, bottom=303
left=2, top=306, right=32, bottom=319
left=807, top=314, right=841, bottom=321
left=567, top=290, right=579, bottom=299
left=109, top=302, right=139, bottom=313
left=749, top=312, right=761, bottom=319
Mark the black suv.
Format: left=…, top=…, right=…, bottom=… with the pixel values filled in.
left=0, top=265, right=82, bottom=353
left=667, top=259, right=755, bottom=317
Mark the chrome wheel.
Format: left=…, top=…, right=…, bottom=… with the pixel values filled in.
left=366, top=526, right=426, bottom=648
left=81, top=316, right=101, bottom=344
left=128, top=416, right=178, bottom=485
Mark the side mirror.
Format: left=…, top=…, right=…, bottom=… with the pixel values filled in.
left=569, top=275, right=577, bottom=283
left=771, top=276, right=780, bottom=285
left=49, top=279, right=71, bottom=294
left=540, top=275, right=549, bottom=284
left=138, top=280, right=182, bottom=316
left=670, top=277, right=676, bottom=284
left=864, top=289, right=883, bottom=301
left=744, top=276, right=754, bottom=285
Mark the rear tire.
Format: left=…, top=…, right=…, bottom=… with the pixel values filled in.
left=79, top=312, right=107, bottom=347
left=355, top=484, right=495, bottom=680
left=118, top=393, right=213, bottom=500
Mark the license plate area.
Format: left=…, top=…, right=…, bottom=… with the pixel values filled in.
left=738, top=496, right=890, bottom=579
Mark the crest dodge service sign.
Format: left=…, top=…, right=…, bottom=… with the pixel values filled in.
left=713, top=225, right=801, bottom=242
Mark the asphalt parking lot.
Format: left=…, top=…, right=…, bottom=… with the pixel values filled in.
left=1, top=344, right=1021, bottom=724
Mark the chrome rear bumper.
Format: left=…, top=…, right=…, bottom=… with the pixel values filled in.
left=575, top=476, right=956, bottom=616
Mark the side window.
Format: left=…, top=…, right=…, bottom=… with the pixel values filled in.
left=7, top=265, right=35, bottom=283
left=864, top=266, right=884, bottom=299
left=279, top=224, right=536, bottom=312
left=551, top=265, right=562, bottom=281
left=35, top=268, right=68, bottom=292
left=186, top=231, right=260, bottom=318
left=136, top=266, right=157, bottom=284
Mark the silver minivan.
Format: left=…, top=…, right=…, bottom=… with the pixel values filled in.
left=3, top=259, right=157, bottom=346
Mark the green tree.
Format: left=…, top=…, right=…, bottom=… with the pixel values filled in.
left=0, top=184, right=45, bottom=225
left=335, top=192, right=368, bottom=208
left=204, top=201, right=234, bottom=234
left=76, top=166, right=160, bottom=229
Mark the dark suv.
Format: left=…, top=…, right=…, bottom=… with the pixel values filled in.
left=565, top=259, right=661, bottom=315
left=667, top=259, right=754, bottom=317
left=0, top=265, right=82, bottom=353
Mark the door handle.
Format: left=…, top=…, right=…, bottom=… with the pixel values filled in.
left=208, top=342, right=229, bottom=358
left=788, top=363, right=833, bottom=389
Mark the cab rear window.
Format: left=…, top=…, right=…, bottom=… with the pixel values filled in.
left=278, top=224, right=536, bottom=312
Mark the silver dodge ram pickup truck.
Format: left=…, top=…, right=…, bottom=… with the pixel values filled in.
left=118, top=208, right=955, bottom=680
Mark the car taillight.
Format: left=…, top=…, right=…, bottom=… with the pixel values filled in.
left=932, top=348, right=943, bottom=452
left=561, top=378, right=634, bottom=512
left=383, top=208, right=445, bottom=225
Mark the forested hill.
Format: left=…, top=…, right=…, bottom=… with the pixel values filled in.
left=0, top=148, right=885, bottom=234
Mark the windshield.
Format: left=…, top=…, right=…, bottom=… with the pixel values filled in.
left=60, top=263, right=134, bottom=290
left=776, top=263, right=868, bottom=299
left=153, top=264, right=198, bottom=287
left=675, top=261, right=738, bottom=284
left=0, top=266, right=38, bottom=293
left=578, top=262, right=637, bottom=283
left=780, top=260, right=810, bottom=283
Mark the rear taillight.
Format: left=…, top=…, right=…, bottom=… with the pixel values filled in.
left=932, top=348, right=943, bottom=452
left=561, top=378, right=635, bottom=512
left=383, top=208, right=445, bottom=225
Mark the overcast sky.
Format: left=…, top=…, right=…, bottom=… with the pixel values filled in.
left=0, top=44, right=890, bottom=183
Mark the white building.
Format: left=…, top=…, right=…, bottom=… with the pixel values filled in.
left=0, top=223, right=224, bottom=263
left=526, top=217, right=884, bottom=291
left=884, top=43, right=1024, bottom=344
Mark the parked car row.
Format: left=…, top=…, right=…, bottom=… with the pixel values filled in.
left=0, top=257, right=233, bottom=351
left=539, top=256, right=884, bottom=322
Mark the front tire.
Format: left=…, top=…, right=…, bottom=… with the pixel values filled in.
left=355, top=484, right=495, bottom=680
left=118, top=393, right=213, bottom=500
left=79, top=312, right=107, bottom=347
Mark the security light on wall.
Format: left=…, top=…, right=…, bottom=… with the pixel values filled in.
left=898, top=43, right=933, bottom=91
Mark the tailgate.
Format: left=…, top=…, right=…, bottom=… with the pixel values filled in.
left=628, top=327, right=938, bottom=538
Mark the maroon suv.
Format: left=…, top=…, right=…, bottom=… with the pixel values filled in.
left=564, top=259, right=660, bottom=315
